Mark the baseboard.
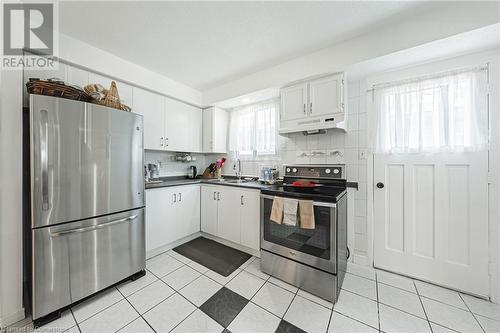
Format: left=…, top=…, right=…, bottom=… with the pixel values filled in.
left=146, top=232, right=202, bottom=259
left=0, top=307, right=26, bottom=329
left=200, top=233, right=261, bottom=258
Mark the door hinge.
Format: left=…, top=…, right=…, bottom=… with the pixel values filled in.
left=487, top=84, right=492, bottom=94
left=487, top=173, right=493, bottom=184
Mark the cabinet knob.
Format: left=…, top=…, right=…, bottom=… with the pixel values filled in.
left=376, top=182, right=384, bottom=189
left=240, top=195, right=244, bottom=205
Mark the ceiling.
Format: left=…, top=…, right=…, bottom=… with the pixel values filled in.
left=59, top=1, right=436, bottom=91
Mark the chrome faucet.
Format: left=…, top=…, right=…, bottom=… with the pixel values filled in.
left=233, top=159, right=242, bottom=181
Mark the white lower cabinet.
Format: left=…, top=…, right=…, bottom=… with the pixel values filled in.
left=145, top=185, right=200, bottom=252
left=201, top=185, right=260, bottom=252
left=217, top=187, right=242, bottom=244
left=239, top=190, right=260, bottom=251
left=200, top=186, right=218, bottom=235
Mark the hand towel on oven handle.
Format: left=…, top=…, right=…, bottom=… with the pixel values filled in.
left=298, top=200, right=315, bottom=229
left=283, top=198, right=298, bottom=226
left=270, top=197, right=284, bottom=224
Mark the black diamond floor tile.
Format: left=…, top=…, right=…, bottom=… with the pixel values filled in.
left=275, top=320, right=307, bottom=333
left=200, top=287, right=249, bottom=328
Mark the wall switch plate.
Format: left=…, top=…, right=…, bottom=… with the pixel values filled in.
left=358, top=149, right=368, bottom=160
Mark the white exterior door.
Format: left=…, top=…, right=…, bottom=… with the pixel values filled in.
left=373, top=151, right=489, bottom=296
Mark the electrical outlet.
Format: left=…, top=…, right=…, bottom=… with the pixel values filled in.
left=358, top=149, right=368, bottom=160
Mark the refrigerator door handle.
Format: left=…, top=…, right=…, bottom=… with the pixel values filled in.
left=40, top=109, right=49, bottom=211
left=49, top=214, right=139, bottom=237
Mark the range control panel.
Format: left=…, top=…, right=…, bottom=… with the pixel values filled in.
left=284, top=165, right=344, bottom=179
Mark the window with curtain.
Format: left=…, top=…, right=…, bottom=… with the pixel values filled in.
left=228, top=99, right=278, bottom=157
left=373, top=68, right=488, bottom=153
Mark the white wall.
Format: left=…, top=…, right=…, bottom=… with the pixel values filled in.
left=203, top=1, right=500, bottom=105
left=0, top=69, right=25, bottom=327
left=58, top=33, right=202, bottom=106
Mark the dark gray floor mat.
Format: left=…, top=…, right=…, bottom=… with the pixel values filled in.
left=173, top=237, right=251, bottom=277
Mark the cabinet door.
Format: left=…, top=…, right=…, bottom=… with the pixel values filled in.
left=202, top=108, right=213, bottom=152
left=213, top=107, right=228, bottom=153
left=308, top=74, right=343, bottom=117
left=133, top=88, right=165, bottom=150
left=176, top=185, right=201, bottom=238
left=201, top=186, right=218, bottom=235
left=239, top=190, right=261, bottom=251
left=165, top=97, right=202, bottom=152
left=145, top=187, right=176, bottom=252
left=280, top=83, right=307, bottom=121
left=217, top=187, right=241, bottom=244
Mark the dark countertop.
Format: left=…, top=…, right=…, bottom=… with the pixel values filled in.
left=145, top=176, right=272, bottom=190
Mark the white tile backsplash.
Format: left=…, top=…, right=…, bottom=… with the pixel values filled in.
left=144, top=150, right=206, bottom=178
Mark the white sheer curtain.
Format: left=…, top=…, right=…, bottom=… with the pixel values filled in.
left=373, top=68, right=488, bottom=153
left=229, top=99, right=278, bottom=156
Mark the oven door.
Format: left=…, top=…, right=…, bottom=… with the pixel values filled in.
left=260, top=194, right=336, bottom=274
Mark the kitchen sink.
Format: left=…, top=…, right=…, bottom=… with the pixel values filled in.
left=226, top=179, right=250, bottom=184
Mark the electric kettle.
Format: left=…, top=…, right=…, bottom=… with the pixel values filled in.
left=188, top=165, right=197, bottom=179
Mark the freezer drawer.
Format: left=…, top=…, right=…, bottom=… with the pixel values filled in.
left=32, top=208, right=145, bottom=320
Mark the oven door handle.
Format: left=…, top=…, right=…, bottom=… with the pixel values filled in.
left=260, top=194, right=336, bottom=208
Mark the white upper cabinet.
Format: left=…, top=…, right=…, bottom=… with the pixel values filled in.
left=165, top=97, right=202, bottom=152
left=280, top=83, right=307, bottom=121
left=133, top=87, right=202, bottom=152
left=308, top=74, right=343, bottom=117
left=133, top=87, right=165, bottom=150
left=203, top=107, right=228, bottom=153
left=280, top=73, right=344, bottom=133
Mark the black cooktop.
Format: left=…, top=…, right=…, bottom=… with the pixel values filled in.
left=261, top=183, right=347, bottom=203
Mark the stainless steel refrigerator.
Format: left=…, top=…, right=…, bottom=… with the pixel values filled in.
left=26, top=94, right=145, bottom=324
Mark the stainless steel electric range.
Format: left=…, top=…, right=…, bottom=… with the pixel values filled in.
left=260, top=164, right=348, bottom=303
